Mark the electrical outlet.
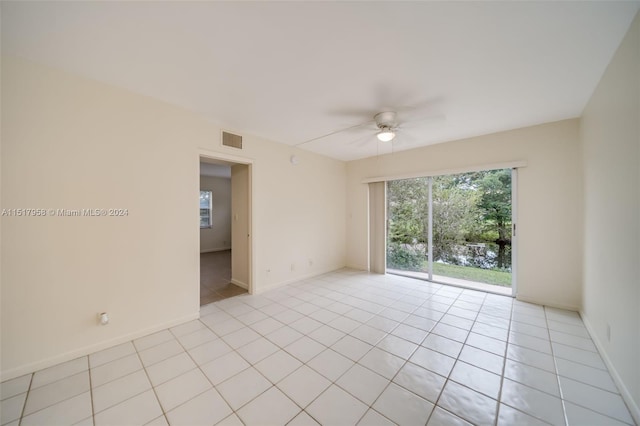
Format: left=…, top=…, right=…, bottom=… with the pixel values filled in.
left=98, top=312, right=109, bottom=326
left=290, top=263, right=295, bottom=272
left=308, top=258, right=313, bottom=267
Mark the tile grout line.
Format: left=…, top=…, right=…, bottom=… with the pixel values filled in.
left=16, top=372, right=34, bottom=426
left=288, top=276, right=484, bottom=422
left=544, top=308, right=633, bottom=426
left=12, top=278, right=491, bottom=426
left=18, top=346, right=151, bottom=425
left=220, top=278, right=416, bottom=425
left=420, top=289, right=469, bottom=426
left=166, top=320, right=248, bottom=424
left=502, top=304, right=577, bottom=425
left=436, top=290, right=513, bottom=425
left=133, top=342, right=171, bottom=425
left=545, top=305, right=570, bottom=426
left=503, top=308, right=628, bottom=425
left=493, top=292, right=515, bottom=426
left=416, top=287, right=500, bottom=420
left=263, top=276, right=435, bottom=425
left=86, top=356, right=95, bottom=426
left=8, top=270, right=633, bottom=426
left=17, top=367, right=90, bottom=424
left=425, top=287, right=496, bottom=426
left=187, top=302, right=354, bottom=424
left=279, top=280, right=419, bottom=425
left=297, top=279, right=430, bottom=426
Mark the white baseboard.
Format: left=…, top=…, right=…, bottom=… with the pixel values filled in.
left=200, top=247, right=231, bottom=254
left=254, top=265, right=346, bottom=295
left=230, top=278, right=248, bottom=289
left=580, top=311, right=640, bottom=425
left=515, top=293, right=580, bottom=312
left=0, top=311, right=200, bottom=382
left=346, top=263, right=369, bottom=271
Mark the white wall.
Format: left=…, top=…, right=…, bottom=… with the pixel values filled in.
left=346, top=119, right=583, bottom=310
left=199, top=175, right=231, bottom=253
left=580, top=12, right=640, bottom=420
left=0, top=56, right=347, bottom=380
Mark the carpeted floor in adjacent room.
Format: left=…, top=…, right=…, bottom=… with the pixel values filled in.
left=200, top=250, right=246, bottom=305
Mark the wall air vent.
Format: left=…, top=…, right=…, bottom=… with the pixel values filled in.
left=222, top=131, right=243, bottom=149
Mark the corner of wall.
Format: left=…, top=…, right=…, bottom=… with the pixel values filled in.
left=0, top=311, right=200, bottom=382
left=578, top=11, right=640, bottom=421
left=580, top=310, right=640, bottom=424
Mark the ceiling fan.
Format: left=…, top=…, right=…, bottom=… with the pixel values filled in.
left=296, top=107, right=443, bottom=149
left=372, top=111, right=399, bottom=142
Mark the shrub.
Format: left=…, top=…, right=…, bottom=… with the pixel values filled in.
left=387, top=243, right=424, bottom=270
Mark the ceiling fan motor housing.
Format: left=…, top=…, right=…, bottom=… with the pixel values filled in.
left=374, top=111, right=398, bottom=129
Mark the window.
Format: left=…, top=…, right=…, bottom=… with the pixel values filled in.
left=200, top=190, right=212, bottom=228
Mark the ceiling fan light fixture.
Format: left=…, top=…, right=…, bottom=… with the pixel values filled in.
left=377, top=128, right=396, bottom=142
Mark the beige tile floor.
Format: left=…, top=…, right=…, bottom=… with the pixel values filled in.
left=1, top=269, right=635, bottom=425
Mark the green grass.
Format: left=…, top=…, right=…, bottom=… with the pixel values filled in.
left=432, top=263, right=512, bottom=287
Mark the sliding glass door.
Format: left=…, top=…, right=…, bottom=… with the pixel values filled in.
left=386, top=169, right=513, bottom=294
left=387, top=177, right=429, bottom=275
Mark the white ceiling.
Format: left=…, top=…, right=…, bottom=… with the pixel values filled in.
left=2, top=2, right=638, bottom=161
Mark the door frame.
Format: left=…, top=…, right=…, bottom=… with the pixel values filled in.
left=198, top=149, right=254, bottom=295
left=511, top=167, right=518, bottom=297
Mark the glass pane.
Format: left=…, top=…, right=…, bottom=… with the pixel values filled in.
left=200, top=190, right=212, bottom=228
left=432, top=170, right=512, bottom=288
left=200, top=191, right=211, bottom=209
left=386, top=177, right=430, bottom=274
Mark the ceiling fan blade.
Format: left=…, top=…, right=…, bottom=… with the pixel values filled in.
left=327, top=107, right=378, bottom=119
left=395, top=96, right=445, bottom=114
left=350, top=134, right=376, bottom=147
left=295, top=119, right=374, bottom=147
left=397, top=113, right=446, bottom=129
left=392, top=131, right=418, bottom=148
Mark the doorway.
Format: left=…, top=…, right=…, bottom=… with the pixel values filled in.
left=199, top=155, right=252, bottom=305
left=385, top=169, right=515, bottom=296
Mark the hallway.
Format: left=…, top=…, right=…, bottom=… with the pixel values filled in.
left=200, top=250, right=247, bottom=305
